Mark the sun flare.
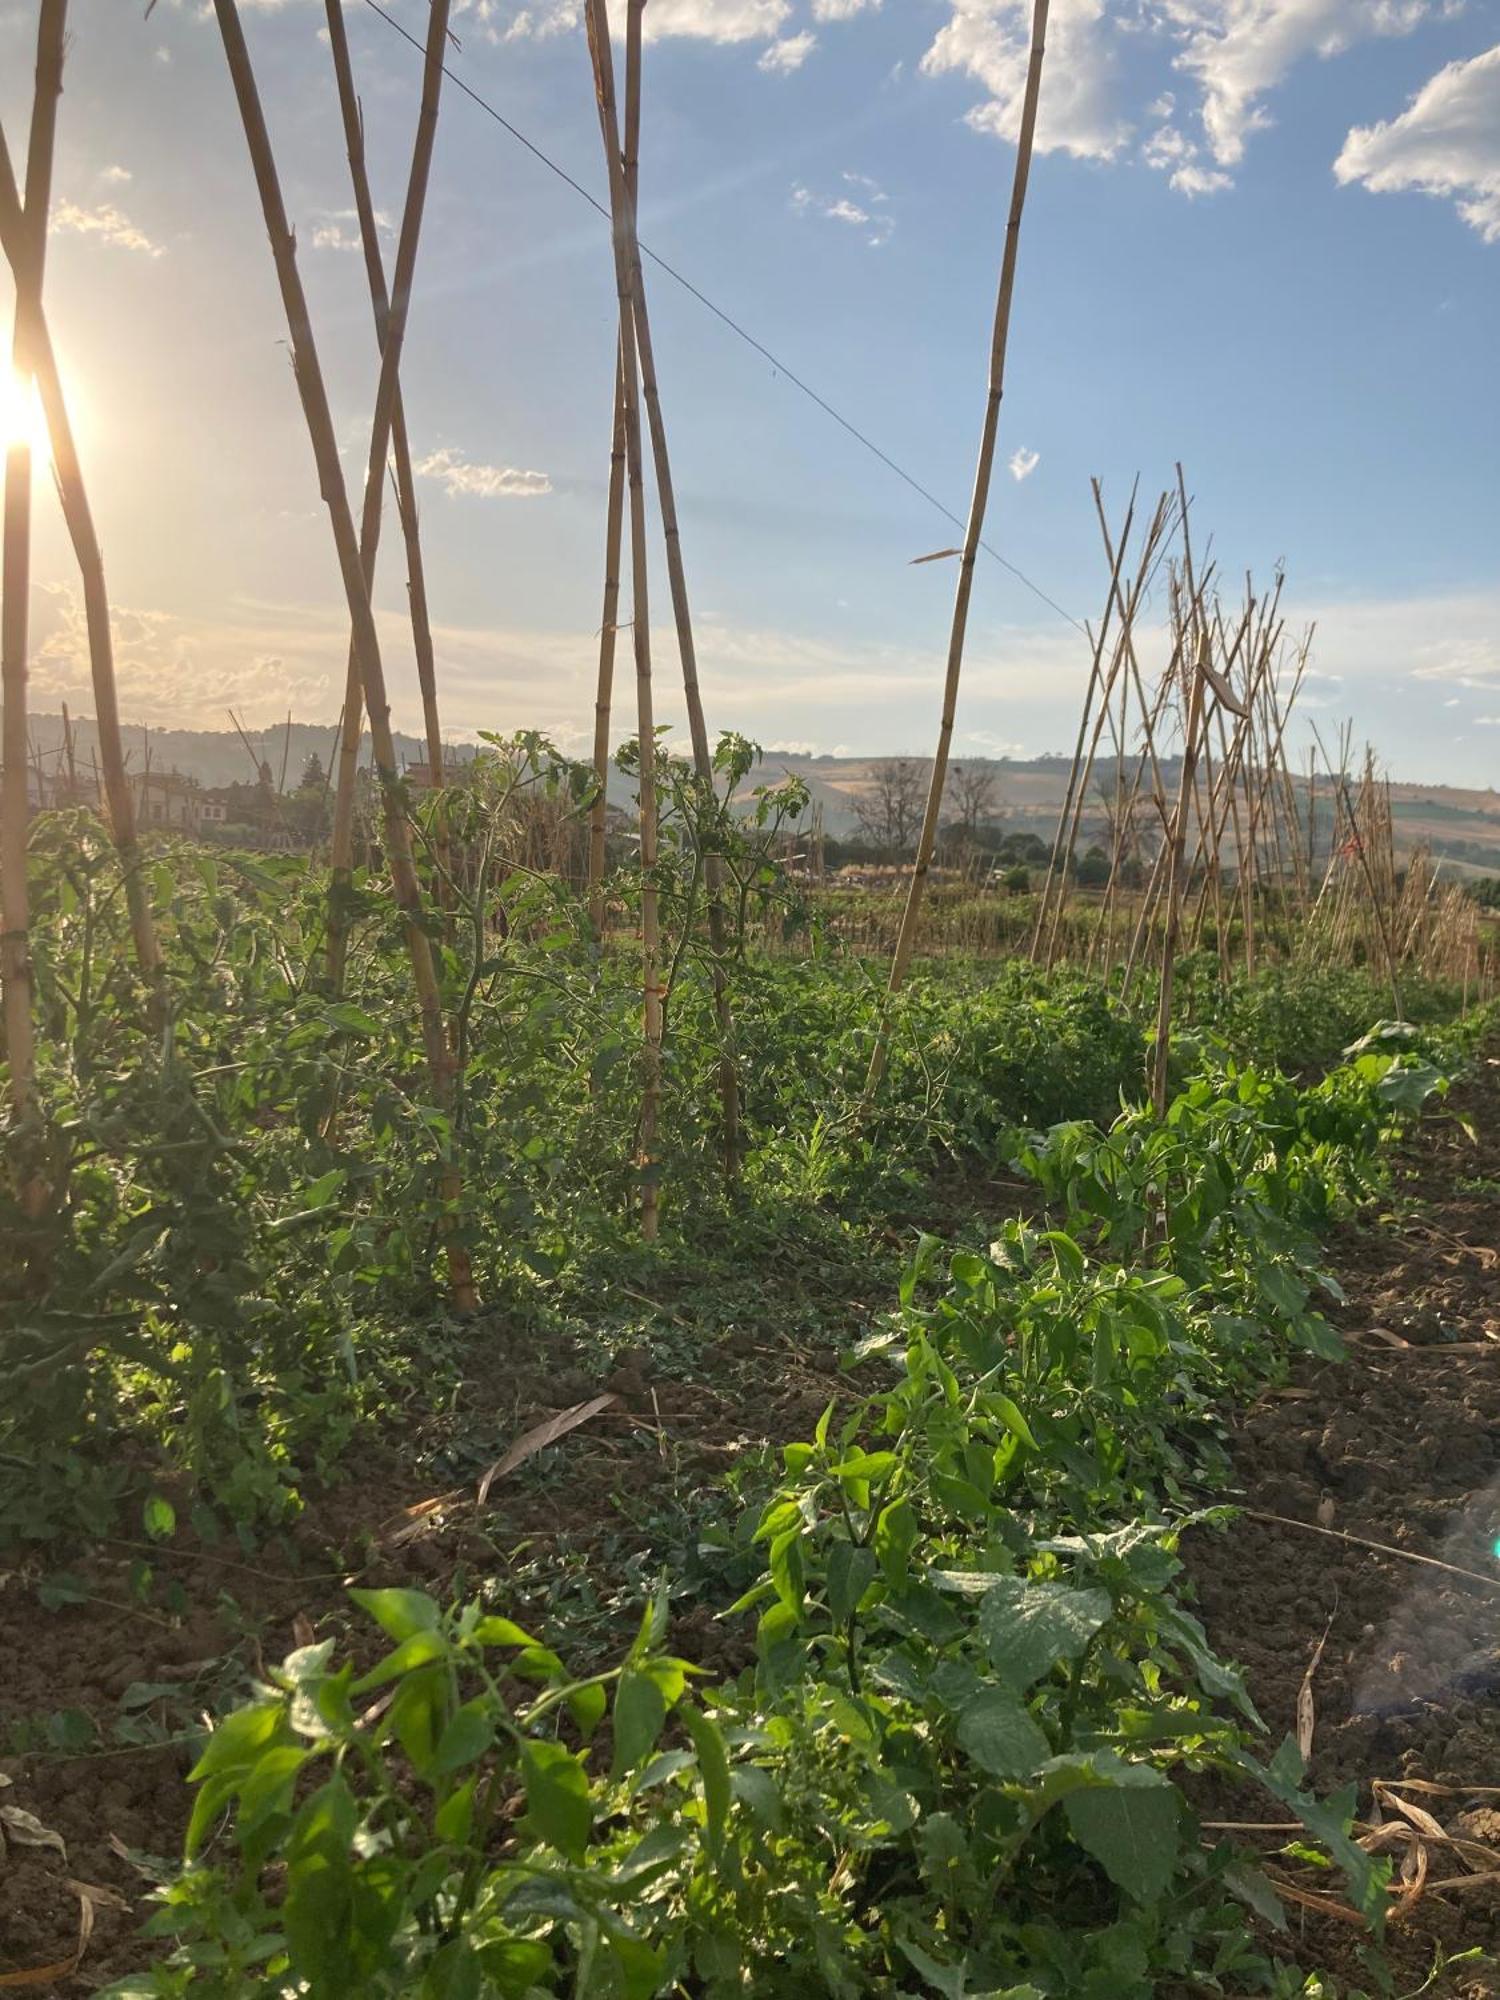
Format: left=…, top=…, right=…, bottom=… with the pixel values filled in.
left=0, top=369, right=51, bottom=461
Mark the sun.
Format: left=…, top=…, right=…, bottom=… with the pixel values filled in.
left=0, top=369, right=51, bottom=461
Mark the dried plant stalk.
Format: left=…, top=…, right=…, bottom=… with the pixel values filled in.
left=585, top=0, right=662, bottom=1238
left=321, top=0, right=452, bottom=989
left=1, top=0, right=64, bottom=1156
left=323, top=0, right=446, bottom=790
left=588, top=342, right=627, bottom=935
left=868, top=0, right=1050, bottom=1092
left=619, top=0, right=741, bottom=1178
left=0, top=103, right=162, bottom=1018
left=213, top=0, right=476, bottom=1309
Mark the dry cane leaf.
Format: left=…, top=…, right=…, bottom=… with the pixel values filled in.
left=1391, top=1838, right=1430, bottom=1921
left=477, top=1394, right=622, bottom=1506
left=1296, top=1606, right=1336, bottom=1764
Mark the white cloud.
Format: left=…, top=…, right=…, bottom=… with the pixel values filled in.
left=759, top=28, right=815, bottom=69
left=99, top=164, right=133, bottom=185
left=310, top=205, right=392, bottom=253
left=1335, top=44, right=1500, bottom=241
left=1008, top=445, right=1040, bottom=480
left=1159, top=0, right=1442, bottom=173
left=812, top=0, right=879, bottom=16
left=1141, top=117, right=1232, bottom=193
left=414, top=447, right=553, bottom=499
left=920, top=0, right=1131, bottom=162
left=921, top=0, right=1455, bottom=195
left=51, top=199, right=162, bottom=257
left=640, top=0, right=791, bottom=39
left=790, top=177, right=895, bottom=244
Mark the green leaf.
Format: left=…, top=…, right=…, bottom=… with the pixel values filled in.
left=979, top=1578, right=1111, bottom=1689
left=349, top=1587, right=442, bottom=1644
left=283, top=1775, right=358, bottom=1983
left=325, top=1001, right=383, bottom=1038
left=142, top=1494, right=176, bottom=1542
left=955, top=1688, right=1049, bottom=1780
left=1064, top=1770, right=1181, bottom=1902
left=188, top=1700, right=284, bottom=1783
left=874, top=1496, right=918, bottom=1588
left=765, top=1515, right=807, bottom=1609
left=612, top=1671, right=667, bottom=1779
left=826, top=1542, right=878, bottom=1623
left=430, top=1701, right=495, bottom=1779
left=988, top=1392, right=1038, bottom=1452
left=681, top=1703, right=731, bottom=1856
left=349, top=1629, right=448, bottom=1694
left=521, top=1740, right=592, bottom=1861
left=473, top=1616, right=539, bottom=1649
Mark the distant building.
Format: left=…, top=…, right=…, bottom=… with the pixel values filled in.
left=130, top=769, right=205, bottom=830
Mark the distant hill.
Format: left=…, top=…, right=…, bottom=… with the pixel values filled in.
left=14, top=717, right=1500, bottom=877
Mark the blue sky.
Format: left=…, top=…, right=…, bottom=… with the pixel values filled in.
left=1, top=0, right=1497, bottom=781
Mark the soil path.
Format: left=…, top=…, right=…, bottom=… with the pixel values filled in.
left=1188, top=1048, right=1500, bottom=1995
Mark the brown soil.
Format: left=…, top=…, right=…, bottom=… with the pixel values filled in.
left=1187, top=1050, right=1500, bottom=1996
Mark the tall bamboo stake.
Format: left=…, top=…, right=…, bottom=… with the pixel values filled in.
left=0, top=114, right=162, bottom=1012
left=323, top=0, right=445, bottom=790
left=585, top=0, right=661, bottom=1239
left=588, top=343, right=627, bottom=934
left=321, top=0, right=452, bottom=989
left=866, top=0, right=1050, bottom=1093
left=212, top=0, right=476, bottom=1309
left=1, top=0, right=64, bottom=1157
left=617, top=0, right=741, bottom=1179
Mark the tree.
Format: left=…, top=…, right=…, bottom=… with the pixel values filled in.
left=850, top=759, right=927, bottom=861
left=946, top=761, right=1000, bottom=854
left=299, top=751, right=326, bottom=793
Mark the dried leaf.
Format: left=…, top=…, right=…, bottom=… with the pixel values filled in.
left=0, top=1802, right=67, bottom=1861
left=292, top=1612, right=315, bottom=1649
left=1316, top=1492, right=1336, bottom=1527
left=1296, top=1607, right=1335, bottom=1763
left=477, top=1394, right=622, bottom=1506
left=380, top=1490, right=464, bottom=1549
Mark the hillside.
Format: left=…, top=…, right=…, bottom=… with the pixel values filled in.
left=16, top=714, right=1500, bottom=874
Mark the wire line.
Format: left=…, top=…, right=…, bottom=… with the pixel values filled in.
left=358, top=0, right=1085, bottom=635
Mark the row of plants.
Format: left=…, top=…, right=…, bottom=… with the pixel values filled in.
left=107, top=1025, right=1470, bottom=1997
left=8, top=731, right=1448, bottom=1549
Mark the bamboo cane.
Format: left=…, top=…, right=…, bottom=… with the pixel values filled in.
left=1, top=0, right=64, bottom=1158
left=323, top=0, right=446, bottom=795
left=584, top=0, right=661, bottom=1239
left=0, top=113, right=162, bottom=1014
left=321, top=0, right=452, bottom=989
left=866, top=0, right=1049, bottom=1093
left=588, top=341, right=626, bottom=936
left=212, top=0, right=476, bottom=1309
left=619, top=0, right=741, bottom=1180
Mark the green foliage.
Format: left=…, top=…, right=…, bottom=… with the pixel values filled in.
left=112, top=1040, right=1451, bottom=1997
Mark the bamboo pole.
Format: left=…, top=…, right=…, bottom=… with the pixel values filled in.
left=584, top=0, right=661, bottom=1239
left=212, top=0, right=476, bottom=1309
left=1, top=0, right=64, bottom=1157
left=323, top=0, right=445, bottom=793
left=0, top=113, right=162, bottom=1012
left=588, top=342, right=627, bottom=936
left=619, top=0, right=740, bottom=1181
left=320, top=0, right=452, bottom=989
left=866, top=0, right=1049, bottom=1093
